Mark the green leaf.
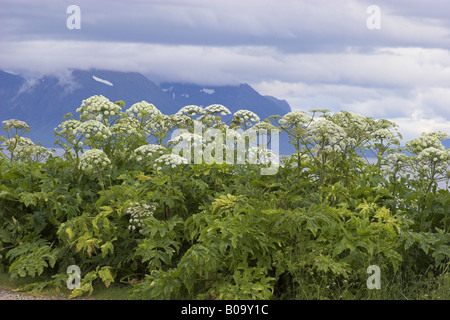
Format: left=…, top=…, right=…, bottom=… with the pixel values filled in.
left=98, top=267, right=114, bottom=288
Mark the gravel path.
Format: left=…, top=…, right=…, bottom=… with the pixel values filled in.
left=0, top=286, right=72, bottom=300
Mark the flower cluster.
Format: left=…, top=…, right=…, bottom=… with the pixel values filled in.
left=278, top=112, right=312, bottom=128
left=16, top=144, right=52, bottom=162
left=1, top=136, right=32, bottom=149
left=176, top=105, right=205, bottom=118
left=133, top=144, right=167, bottom=162
left=127, top=203, right=156, bottom=234
left=416, top=147, right=450, bottom=174
left=169, top=132, right=204, bottom=149
left=330, top=111, right=369, bottom=131
left=73, top=120, right=112, bottom=143
left=247, top=147, right=279, bottom=166
left=196, top=114, right=225, bottom=129
left=55, top=120, right=81, bottom=136
left=110, top=118, right=144, bottom=138
left=126, top=101, right=161, bottom=121
left=76, top=95, right=121, bottom=122
left=170, top=114, right=192, bottom=125
left=2, top=119, right=30, bottom=132
left=153, top=153, right=188, bottom=170
left=78, top=149, right=111, bottom=173
left=232, top=110, right=260, bottom=124
left=372, top=128, right=395, bottom=141
left=146, top=114, right=173, bottom=133
left=2, top=137, right=52, bottom=162
left=406, top=132, right=447, bottom=154
left=246, top=120, right=277, bottom=133
left=382, top=153, right=410, bottom=177
left=204, top=104, right=231, bottom=116
left=306, top=119, right=348, bottom=153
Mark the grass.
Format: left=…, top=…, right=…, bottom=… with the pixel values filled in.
left=0, top=270, right=132, bottom=300
left=0, top=265, right=448, bottom=300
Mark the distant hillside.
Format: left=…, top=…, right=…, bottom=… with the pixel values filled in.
left=160, top=82, right=291, bottom=122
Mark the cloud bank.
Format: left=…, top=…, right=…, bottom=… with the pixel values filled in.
left=0, top=0, right=449, bottom=142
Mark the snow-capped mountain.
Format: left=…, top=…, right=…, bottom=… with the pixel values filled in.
left=0, top=69, right=293, bottom=152
left=160, top=82, right=291, bottom=122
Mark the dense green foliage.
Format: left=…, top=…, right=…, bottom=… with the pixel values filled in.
left=0, top=96, right=449, bottom=299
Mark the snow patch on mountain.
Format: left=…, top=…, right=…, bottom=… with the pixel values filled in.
left=93, top=75, right=113, bottom=86
left=200, top=88, right=215, bottom=95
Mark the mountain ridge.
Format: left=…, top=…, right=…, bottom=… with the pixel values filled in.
left=0, top=69, right=293, bottom=151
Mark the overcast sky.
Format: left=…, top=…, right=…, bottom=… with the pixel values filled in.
left=1, top=0, right=449, bottom=141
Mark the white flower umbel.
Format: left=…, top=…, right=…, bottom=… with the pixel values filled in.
left=246, top=120, right=277, bottom=133
left=73, top=120, right=112, bottom=146
left=233, top=110, right=260, bottom=123
left=329, top=111, right=370, bottom=131
left=406, top=132, right=448, bottom=155
left=2, top=119, right=30, bottom=132
left=78, top=149, right=111, bottom=173
left=176, top=105, right=206, bottom=118
left=76, top=95, right=121, bottom=122
left=373, top=128, right=395, bottom=141
left=170, top=114, right=192, bottom=126
left=382, top=153, right=410, bottom=177
left=16, top=144, right=52, bottom=162
left=306, top=119, right=347, bottom=154
left=111, top=118, right=144, bottom=138
left=154, top=153, right=188, bottom=171
left=127, top=202, right=156, bottom=234
left=133, top=144, right=167, bottom=162
left=278, top=111, right=312, bottom=128
left=204, top=104, right=231, bottom=116
left=55, top=119, right=81, bottom=136
left=416, top=147, right=450, bottom=176
left=169, top=132, right=205, bottom=164
left=2, top=137, right=51, bottom=162
left=126, top=101, right=162, bottom=121
left=247, top=146, right=279, bottom=166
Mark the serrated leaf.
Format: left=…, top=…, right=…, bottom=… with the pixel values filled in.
left=98, top=267, right=114, bottom=288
